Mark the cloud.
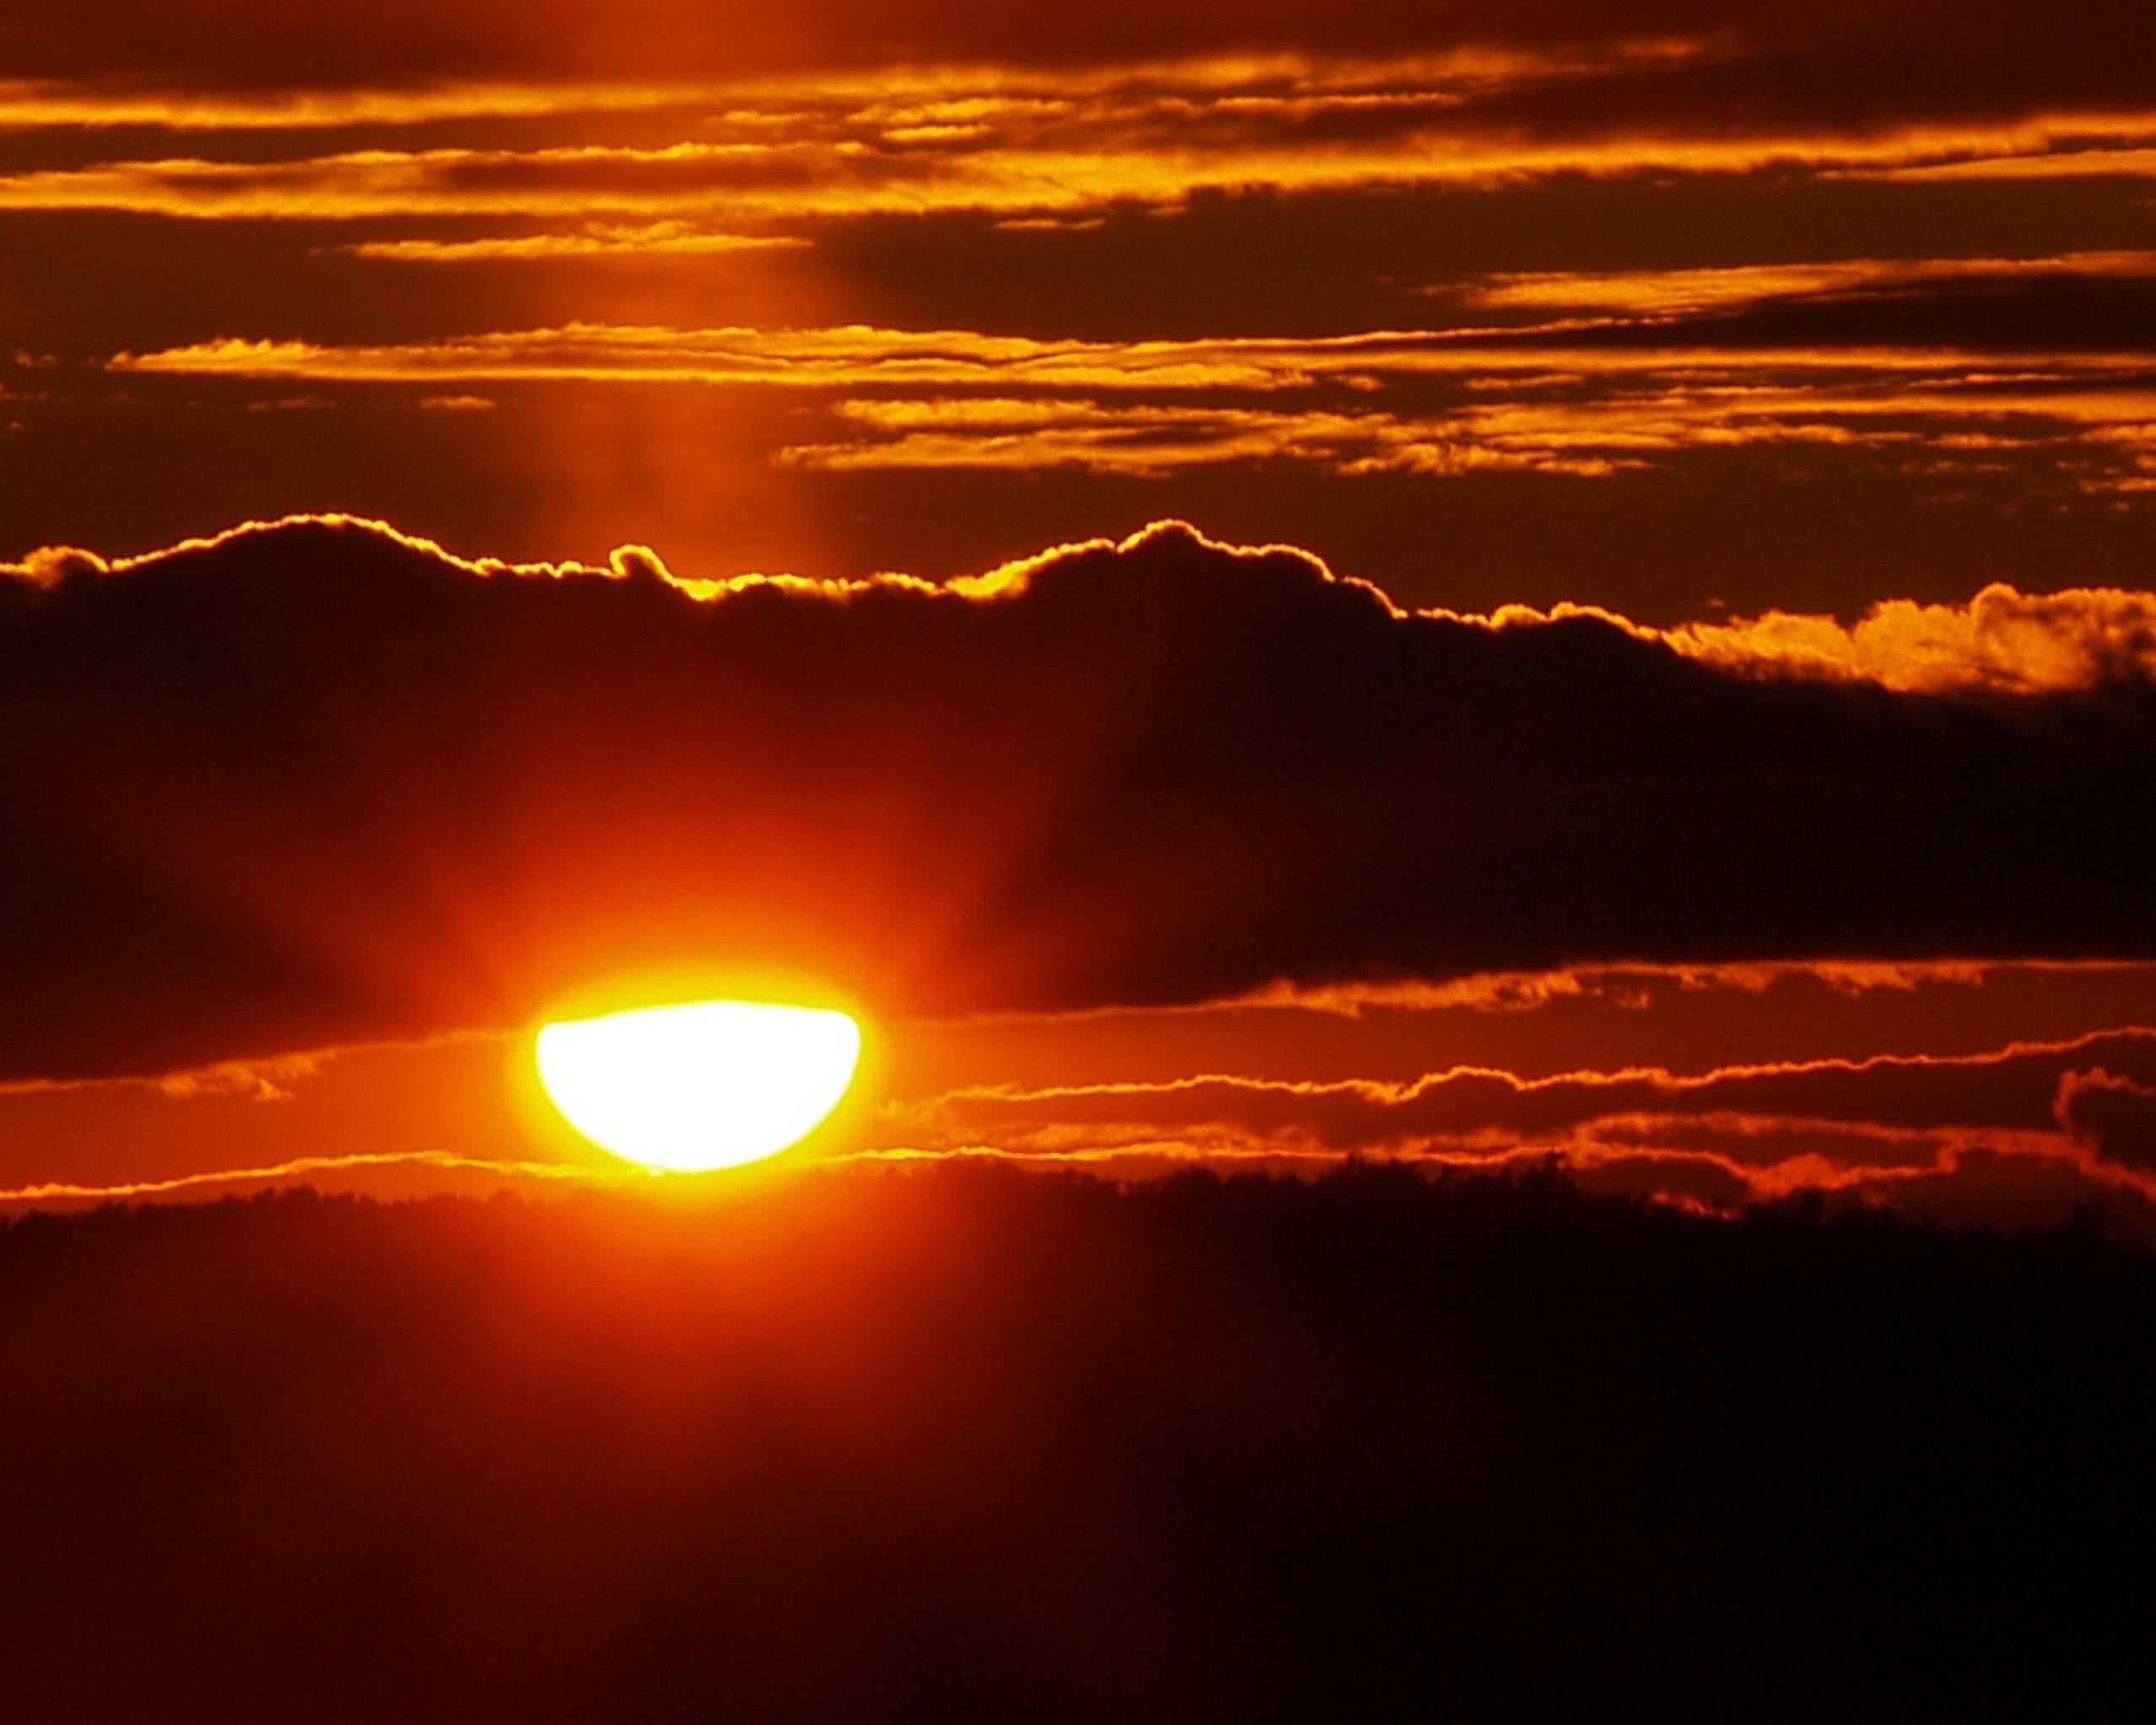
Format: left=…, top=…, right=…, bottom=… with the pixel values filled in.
left=1844, top=1144, right=2156, bottom=1232
left=1668, top=585, right=2156, bottom=694
left=1462, top=254, right=2156, bottom=316
left=5, top=514, right=2156, bottom=1083
left=5, top=4, right=2154, bottom=135
left=10, top=38, right=2156, bottom=242
left=14, top=115, right=2156, bottom=231
left=2056, top=1067, right=2156, bottom=1172
left=869, top=1027, right=2156, bottom=1224
left=350, top=228, right=807, bottom=262
left=0, top=1148, right=611, bottom=1208
left=102, top=312, right=2156, bottom=500
left=888, top=1029, right=2156, bottom=1162
left=0, top=9, right=1704, bottom=92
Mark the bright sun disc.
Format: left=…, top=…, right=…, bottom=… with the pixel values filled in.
left=535, top=999, right=862, bottom=1172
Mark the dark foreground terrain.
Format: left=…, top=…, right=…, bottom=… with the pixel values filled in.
left=3, top=1164, right=2153, bottom=1722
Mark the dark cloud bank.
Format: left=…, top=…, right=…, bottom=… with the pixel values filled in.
left=4, top=515, right=2155, bottom=1083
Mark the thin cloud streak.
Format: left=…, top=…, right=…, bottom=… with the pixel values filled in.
left=875, top=1028, right=2156, bottom=1219
left=834, top=1134, right=2142, bottom=1231
left=0, top=45, right=1700, bottom=133
left=894, top=1026, right=2156, bottom=1135
left=103, top=319, right=2156, bottom=499
left=8, top=77, right=2156, bottom=232
left=348, top=227, right=808, bottom=261
left=1464, top=252, right=2156, bottom=314
left=781, top=391, right=2156, bottom=494
left=0, top=1149, right=622, bottom=1206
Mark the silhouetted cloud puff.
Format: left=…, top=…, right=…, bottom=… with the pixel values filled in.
left=2057, top=1068, right=2156, bottom=1172
left=4, top=515, right=2156, bottom=1082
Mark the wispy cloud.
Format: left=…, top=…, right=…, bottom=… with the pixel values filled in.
left=105, top=315, right=2156, bottom=496
left=878, top=1028, right=2156, bottom=1213
left=6, top=46, right=2156, bottom=241
left=0, top=1148, right=621, bottom=1206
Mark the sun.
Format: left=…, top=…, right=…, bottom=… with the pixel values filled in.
left=535, top=999, right=862, bottom=1173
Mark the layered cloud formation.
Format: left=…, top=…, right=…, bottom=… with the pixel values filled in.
left=8, top=3, right=2156, bottom=606
left=6, top=515, right=2154, bottom=1090
left=884, top=1026, right=2156, bottom=1208
left=5, top=5, right=2153, bottom=1232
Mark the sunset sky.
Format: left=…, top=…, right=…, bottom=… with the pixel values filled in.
left=5, top=1, right=2156, bottom=1221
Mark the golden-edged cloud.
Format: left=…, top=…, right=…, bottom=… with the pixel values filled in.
left=7, top=46, right=2156, bottom=243
left=5, top=515, right=2156, bottom=1088
left=102, top=308, right=2156, bottom=495
left=1464, top=252, right=2156, bottom=316
left=889, top=1028, right=2156, bottom=1159
left=875, top=1028, right=2156, bottom=1218
left=13, top=120, right=2156, bottom=232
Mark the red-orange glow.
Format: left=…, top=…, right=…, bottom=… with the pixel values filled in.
left=12, top=8, right=2156, bottom=1707
left=6, top=504, right=2156, bottom=1223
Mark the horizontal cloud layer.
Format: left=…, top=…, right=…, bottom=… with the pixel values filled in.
left=877, top=1025, right=2156, bottom=1226
left=104, top=259, right=2156, bottom=499
left=11, top=12, right=2156, bottom=616
left=6, top=6, right=2153, bottom=131
left=9, top=28, right=2156, bottom=255
left=890, top=1028, right=2156, bottom=1166
left=2057, top=1067, right=2156, bottom=1173
left=4, top=515, right=2155, bottom=1083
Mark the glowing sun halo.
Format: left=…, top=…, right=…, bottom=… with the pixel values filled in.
left=535, top=1000, right=862, bottom=1172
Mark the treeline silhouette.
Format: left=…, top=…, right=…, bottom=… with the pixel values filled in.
left=3, top=1163, right=2152, bottom=1722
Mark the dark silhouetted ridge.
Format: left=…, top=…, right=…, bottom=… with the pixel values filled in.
left=3, top=1165, right=2152, bottom=1722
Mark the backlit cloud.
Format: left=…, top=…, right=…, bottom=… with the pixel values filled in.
left=2056, top=1067, right=2156, bottom=1172
left=5, top=515, right=2155, bottom=1087
left=890, top=1028, right=2156, bottom=1162
left=11, top=110, right=2156, bottom=232
left=103, top=310, right=2156, bottom=499
left=868, top=1025, right=2156, bottom=1221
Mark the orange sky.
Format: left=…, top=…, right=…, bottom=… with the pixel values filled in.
left=3, top=3, right=2154, bottom=1226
